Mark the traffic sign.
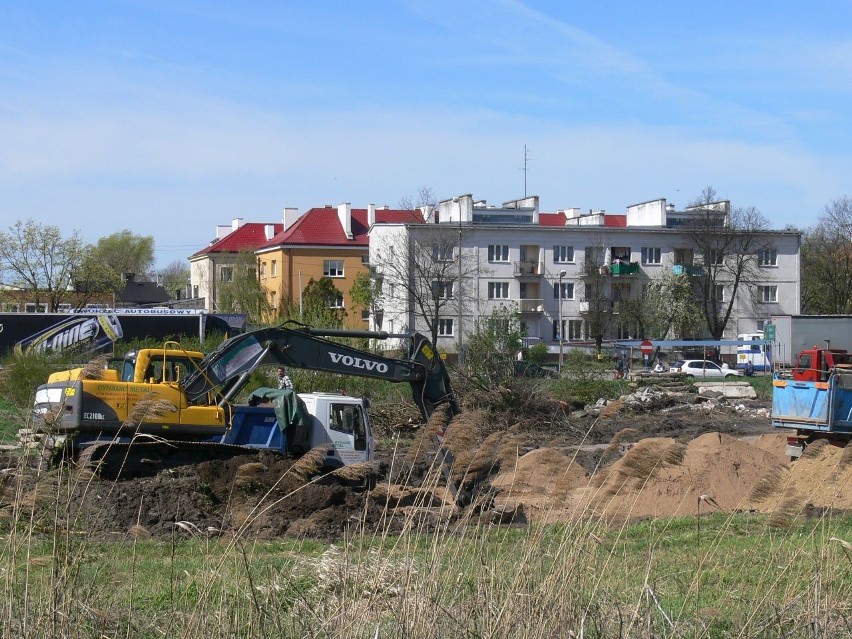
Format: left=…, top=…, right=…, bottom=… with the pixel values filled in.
left=764, top=323, right=775, bottom=340
left=640, top=340, right=653, bottom=355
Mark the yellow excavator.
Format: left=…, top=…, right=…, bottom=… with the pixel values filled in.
left=32, top=321, right=461, bottom=484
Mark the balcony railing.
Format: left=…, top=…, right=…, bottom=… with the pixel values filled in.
left=610, top=261, right=639, bottom=275
left=517, top=298, right=543, bottom=313
left=672, top=264, right=703, bottom=276
left=513, top=260, right=542, bottom=277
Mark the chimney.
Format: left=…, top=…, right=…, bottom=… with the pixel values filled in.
left=338, top=202, right=353, bottom=239
left=264, top=224, right=276, bottom=240
left=367, top=203, right=376, bottom=227
left=232, top=217, right=244, bottom=231
left=282, top=207, right=299, bottom=230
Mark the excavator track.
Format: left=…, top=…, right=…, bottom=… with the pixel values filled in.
left=74, top=440, right=271, bottom=480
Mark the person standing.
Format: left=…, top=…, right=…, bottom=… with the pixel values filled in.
left=277, top=366, right=293, bottom=390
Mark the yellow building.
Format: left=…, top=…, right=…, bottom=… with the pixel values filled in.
left=256, top=203, right=422, bottom=326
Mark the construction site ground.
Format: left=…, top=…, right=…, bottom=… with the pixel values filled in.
left=2, top=382, right=850, bottom=541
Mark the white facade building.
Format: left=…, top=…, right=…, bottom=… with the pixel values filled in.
left=368, top=195, right=801, bottom=354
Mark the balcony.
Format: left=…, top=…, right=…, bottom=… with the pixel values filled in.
left=672, top=264, right=703, bottom=276
left=513, top=260, right=542, bottom=278
left=610, top=261, right=639, bottom=276
left=579, top=298, right=615, bottom=314
left=517, top=298, right=543, bottom=313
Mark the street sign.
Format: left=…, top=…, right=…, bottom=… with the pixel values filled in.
left=640, top=339, right=653, bottom=355
left=764, top=323, right=775, bottom=340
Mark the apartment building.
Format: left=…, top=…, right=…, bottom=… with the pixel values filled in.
left=368, top=194, right=801, bottom=353
left=255, top=204, right=422, bottom=323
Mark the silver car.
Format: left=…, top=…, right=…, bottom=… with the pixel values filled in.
left=669, top=359, right=744, bottom=379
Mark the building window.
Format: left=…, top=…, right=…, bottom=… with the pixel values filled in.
left=433, top=281, right=454, bottom=299
left=324, top=260, right=344, bottom=278
left=612, top=282, right=631, bottom=302
left=361, top=309, right=370, bottom=321
left=616, top=322, right=631, bottom=339
left=552, top=319, right=566, bottom=341
left=712, top=284, right=725, bottom=302
left=756, top=319, right=766, bottom=331
left=674, top=248, right=694, bottom=266
left=611, top=247, right=631, bottom=262
left=219, top=266, right=234, bottom=282
left=432, top=245, right=455, bottom=262
left=438, top=319, right=454, bottom=336
left=488, top=282, right=510, bottom=299
left=758, top=249, right=777, bottom=266
left=568, top=319, right=583, bottom=340
left=25, top=303, right=48, bottom=313
left=271, top=260, right=278, bottom=277
left=554, top=245, right=575, bottom=263
left=3, top=303, right=19, bottom=312
left=553, top=282, right=574, bottom=300
left=270, top=291, right=278, bottom=312
left=641, top=247, right=661, bottom=265
left=488, top=245, right=510, bottom=262
left=329, top=292, right=344, bottom=308
left=260, top=262, right=267, bottom=278
left=361, top=253, right=370, bottom=264
left=708, top=249, right=724, bottom=265
left=759, top=285, right=778, bottom=303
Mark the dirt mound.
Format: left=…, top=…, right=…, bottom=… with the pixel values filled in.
left=746, top=439, right=852, bottom=524
left=491, top=433, right=794, bottom=525
left=5, top=394, right=850, bottom=541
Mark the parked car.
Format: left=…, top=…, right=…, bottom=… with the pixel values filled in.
left=669, top=359, right=744, bottom=379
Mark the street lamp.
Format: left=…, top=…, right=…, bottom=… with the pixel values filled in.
left=558, top=269, right=566, bottom=374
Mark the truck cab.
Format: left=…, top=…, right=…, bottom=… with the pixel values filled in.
left=792, top=347, right=852, bottom=382
left=225, top=392, right=374, bottom=469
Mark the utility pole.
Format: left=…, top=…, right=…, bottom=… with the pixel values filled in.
left=457, top=218, right=464, bottom=365
left=558, top=269, right=566, bottom=374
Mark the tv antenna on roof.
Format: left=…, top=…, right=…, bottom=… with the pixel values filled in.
left=521, top=144, right=531, bottom=197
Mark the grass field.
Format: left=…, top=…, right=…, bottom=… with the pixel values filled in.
left=2, top=502, right=850, bottom=638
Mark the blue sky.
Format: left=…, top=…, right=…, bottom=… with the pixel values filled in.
left=2, top=1, right=850, bottom=267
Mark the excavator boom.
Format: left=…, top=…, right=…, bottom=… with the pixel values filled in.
left=181, top=321, right=459, bottom=421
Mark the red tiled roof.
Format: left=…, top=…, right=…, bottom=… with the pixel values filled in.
left=258, top=207, right=423, bottom=249
left=539, top=212, right=567, bottom=226
left=192, top=222, right=284, bottom=257
left=603, top=215, right=627, bottom=227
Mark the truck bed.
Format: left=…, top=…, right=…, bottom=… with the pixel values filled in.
left=771, top=375, right=852, bottom=435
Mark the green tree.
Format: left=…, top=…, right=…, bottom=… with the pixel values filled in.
left=93, top=230, right=155, bottom=281
left=217, top=249, right=271, bottom=324
left=463, top=304, right=524, bottom=389
left=626, top=269, right=704, bottom=339
left=158, top=260, right=190, bottom=301
left=298, top=277, right=345, bottom=328
left=349, top=270, right=383, bottom=327
left=0, top=219, right=87, bottom=311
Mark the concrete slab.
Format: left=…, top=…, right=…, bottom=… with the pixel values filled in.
left=695, top=381, right=757, bottom=399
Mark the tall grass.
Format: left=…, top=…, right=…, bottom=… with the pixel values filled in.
left=2, top=438, right=850, bottom=639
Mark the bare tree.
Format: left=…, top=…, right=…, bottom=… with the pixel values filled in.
left=801, top=196, right=852, bottom=314
left=579, top=243, right=617, bottom=355
left=398, top=186, right=437, bottom=212
left=372, top=226, right=479, bottom=348
left=0, top=219, right=87, bottom=311
left=683, top=187, right=770, bottom=339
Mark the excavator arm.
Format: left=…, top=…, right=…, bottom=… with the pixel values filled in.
left=180, top=321, right=459, bottom=421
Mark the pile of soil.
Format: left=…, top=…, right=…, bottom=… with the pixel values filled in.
left=2, top=390, right=848, bottom=541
